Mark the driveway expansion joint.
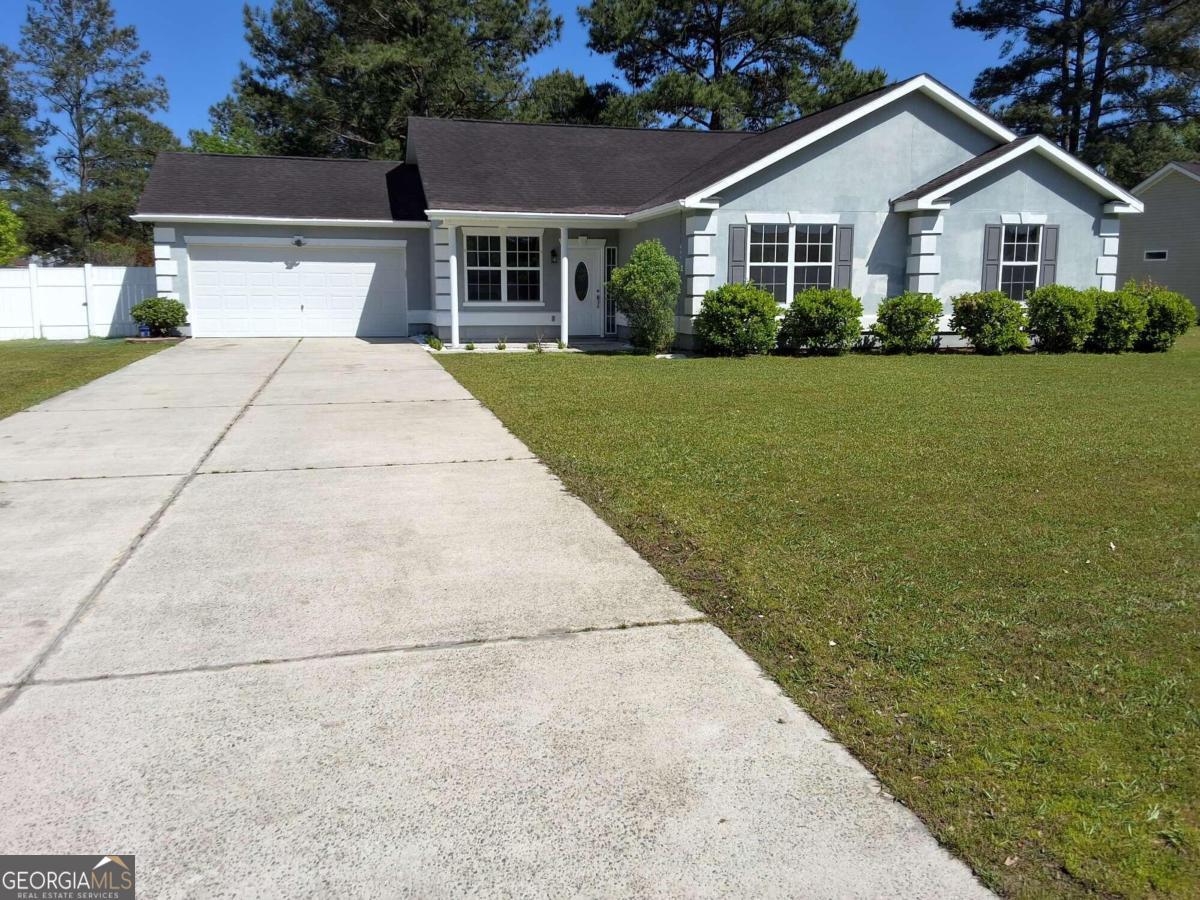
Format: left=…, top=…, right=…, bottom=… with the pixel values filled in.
left=0, top=339, right=302, bottom=716
left=26, top=616, right=712, bottom=688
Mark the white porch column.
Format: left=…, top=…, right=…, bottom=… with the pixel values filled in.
left=559, top=226, right=569, bottom=346
left=447, top=225, right=460, bottom=347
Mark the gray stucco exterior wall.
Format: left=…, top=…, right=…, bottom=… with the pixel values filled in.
left=709, top=92, right=1000, bottom=317
left=1118, top=170, right=1200, bottom=308
left=937, top=154, right=1108, bottom=307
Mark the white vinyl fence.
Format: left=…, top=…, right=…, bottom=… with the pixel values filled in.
left=0, top=264, right=158, bottom=340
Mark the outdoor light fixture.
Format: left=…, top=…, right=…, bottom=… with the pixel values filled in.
left=292, top=235, right=306, bottom=247
left=550, top=247, right=559, bottom=264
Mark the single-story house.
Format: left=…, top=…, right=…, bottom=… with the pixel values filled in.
left=1117, top=161, right=1200, bottom=310
left=135, top=73, right=1142, bottom=347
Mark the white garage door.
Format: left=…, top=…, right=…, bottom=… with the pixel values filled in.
left=187, top=242, right=407, bottom=337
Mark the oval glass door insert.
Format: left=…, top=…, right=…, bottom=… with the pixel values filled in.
left=574, top=261, right=588, bottom=301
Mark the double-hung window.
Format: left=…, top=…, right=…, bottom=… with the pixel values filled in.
left=748, top=222, right=835, bottom=303
left=464, top=230, right=542, bottom=303
left=999, top=224, right=1040, bottom=301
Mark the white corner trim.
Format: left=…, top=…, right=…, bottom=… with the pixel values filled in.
left=745, top=212, right=790, bottom=224
left=184, top=235, right=407, bottom=249
left=1131, top=162, right=1200, bottom=195
left=900, top=136, right=1143, bottom=212
left=788, top=212, right=840, bottom=224
left=152, top=226, right=176, bottom=243
left=682, top=75, right=1016, bottom=207
left=907, top=214, right=944, bottom=235
left=134, top=213, right=429, bottom=228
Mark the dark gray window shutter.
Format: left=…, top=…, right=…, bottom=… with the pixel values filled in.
left=982, top=224, right=1002, bottom=291
left=1039, top=225, right=1059, bottom=285
left=728, top=224, right=747, bottom=283
left=834, top=225, right=854, bottom=289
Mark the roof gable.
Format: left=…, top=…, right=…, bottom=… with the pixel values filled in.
left=1132, top=161, right=1200, bottom=195
left=892, top=135, right=1141, bottom=213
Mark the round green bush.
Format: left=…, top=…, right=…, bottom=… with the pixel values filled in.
left=1025, top=284, right=1095, bottom=352
left=129, top=296, right=188, bottom=336
left=694, top=282, right=779, bottom=356
left=1087, top=288, right=1148, bottom=353
left=777, top=288, right=863, bottom=355
left=609, top=239, right=680, bottom=352
left=949, top=290, right=1028, bottom=355
left=869, top=291, right=942, bottom=354
left=1125, top=280, right=1196, bottom=352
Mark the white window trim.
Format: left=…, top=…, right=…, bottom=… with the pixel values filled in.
left=746, top=222, right=837, bottom=304
left=999, top=223, right=1042, bottom=298
left=462, top=227, right=545, bottom=306
left=1144, top=250, right=1168, bottom=261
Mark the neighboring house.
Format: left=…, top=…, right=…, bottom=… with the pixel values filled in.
left=134, top=73, right=1142, bottom=347
left=1117, top=161, right=1200, bottom=309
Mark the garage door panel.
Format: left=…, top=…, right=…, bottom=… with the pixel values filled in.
left=188, top=245, right=407, bottom=338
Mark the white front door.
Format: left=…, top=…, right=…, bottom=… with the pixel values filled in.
left=567, top=244, right=605, bottom=338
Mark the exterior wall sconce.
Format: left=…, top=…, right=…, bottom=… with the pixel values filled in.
left=550, top=247, right=559, bottom=264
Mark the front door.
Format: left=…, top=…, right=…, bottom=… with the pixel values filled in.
left=568, top=244, right=605, bottom=337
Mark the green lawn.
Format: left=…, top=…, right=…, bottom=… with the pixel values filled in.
left=441, top=331, right=1200, bottom=898
left=0, top=338, right=169, bottom=419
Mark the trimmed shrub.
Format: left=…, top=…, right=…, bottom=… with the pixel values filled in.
left=1087, top=287, right=1148, bottom=353
left=130, top=296, right=188, bottom=336
left=1025, top=284, right=1095, bottom=352
left=694, top=282, right=779, bottom=356
left=870, top=291, right=942, bottom=354
left=777, top=288, right=863, bottom=355
left=1125, top=280, right=1196, bottom=352
left=949, top=290, right=1028, bottom=354
left=426, top=334, right=443, bottom=350
left=609, top=239, right=680, bottom=352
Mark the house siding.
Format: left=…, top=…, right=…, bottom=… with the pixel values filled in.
left=709, top=91, right=1000, bottom=318
left=1118, top=170, right=1200, bottom=308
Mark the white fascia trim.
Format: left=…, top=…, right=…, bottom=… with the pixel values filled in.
left=1104, top=201, right=1142, bottom=214
left=185, top=235, right=407, bottom=249
left=133, top=213, right=429, bottom=228
left=681, top=75, right=1016, bottom=207
left=1131, top=162, right=1200, bottom=195
left=902, top=136, right=1143, bottom=212
left=627, top=199, right=719, bottom=222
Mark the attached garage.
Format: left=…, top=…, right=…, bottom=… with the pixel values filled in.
left=186, top=238, right=407, bottom=338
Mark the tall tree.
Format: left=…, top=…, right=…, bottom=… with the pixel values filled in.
left=213, top=0, right=562, bottom=159
left=188, top=98, right=267, bottom=155
left=515, top=69, right=650, bottom=126
left=0, top=200, right=28, bottom=265
left=19, top=0, right=172, bottom=258
left=0, top=46, right=48, bottom=193
left=580, top=0, right=885, bottom=130
left=953, top=0, right=1200, bottom=165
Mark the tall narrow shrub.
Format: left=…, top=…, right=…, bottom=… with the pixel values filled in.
left=1025, top=284, right=1095, bottom=352
left=609, top=239, right=680, bottom=352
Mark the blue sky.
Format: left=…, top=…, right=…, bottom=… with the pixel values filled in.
left=1, top=0, right=1000, bottom=141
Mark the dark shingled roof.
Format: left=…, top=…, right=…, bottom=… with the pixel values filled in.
left=892, top=135, right=1037, bottom=203
left=408, top=76, right=925, bottom=215
left=1177, top=160, right=1200, bottom=177
left=136, top=153, right=427, bottom=221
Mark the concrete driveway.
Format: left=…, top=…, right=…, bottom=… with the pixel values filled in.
left=0, top=339, right=989, bottom=897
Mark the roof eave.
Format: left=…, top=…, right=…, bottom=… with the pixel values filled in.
left=1131, top=161, right=1200, bottom=195
left=131, top=213, right=430, bottom=228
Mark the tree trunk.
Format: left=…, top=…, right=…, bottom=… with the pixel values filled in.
left=1068, top=0, right=1088, bottom=154
left=1084, top=37, right=1109, bottom=153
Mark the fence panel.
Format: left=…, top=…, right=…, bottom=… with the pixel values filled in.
left=0, top=265, right=157, bottom=340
